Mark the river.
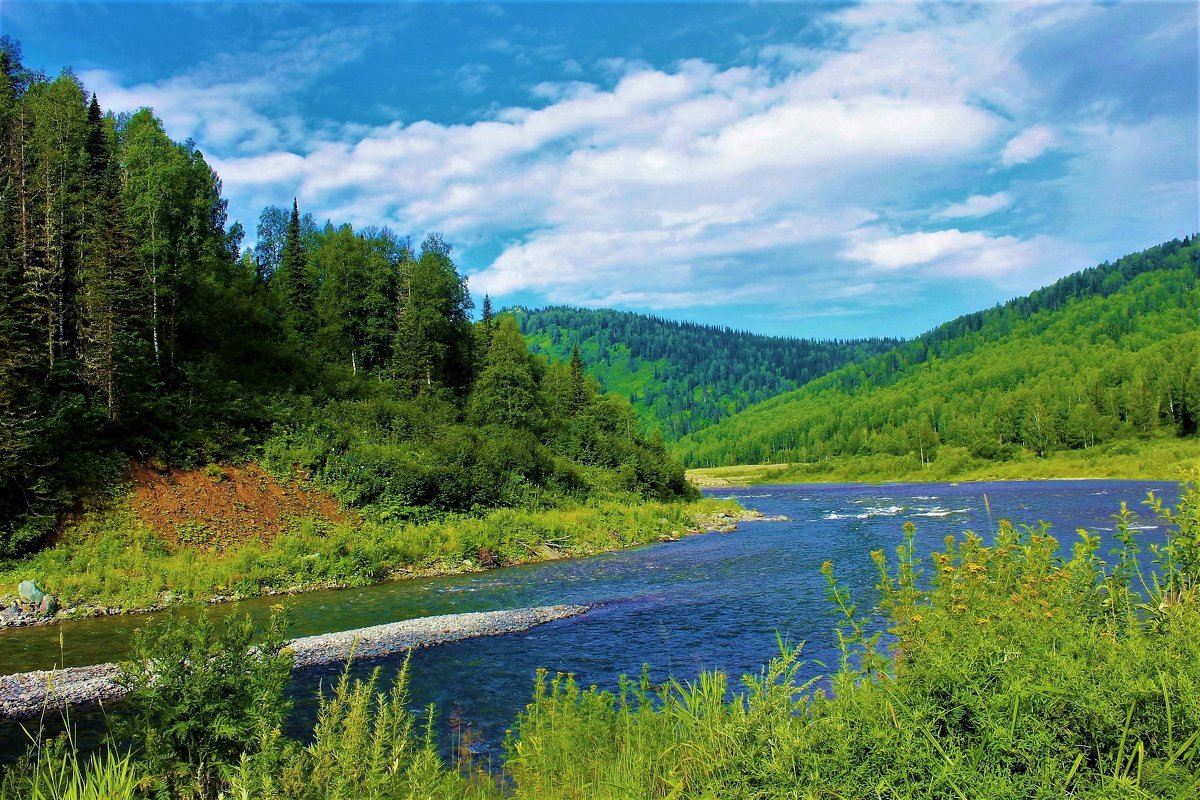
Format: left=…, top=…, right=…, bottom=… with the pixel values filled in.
left=0, top=479, right=1179, bottom=763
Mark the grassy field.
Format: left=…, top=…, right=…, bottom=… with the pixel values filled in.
left=687, top=436, right=1200, bottom=486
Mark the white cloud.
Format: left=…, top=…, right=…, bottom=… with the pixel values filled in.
left=1001, top=124, right=1058, bottom=166
left=76, top=2, right=1196, bottom=329
left=453, top=64, right=491, bottom=95
left=845, top=229, right=990, bottom=271
left=843, top=229, right=1087, bottom=282
left=935, top=192, right=1013, bottom=220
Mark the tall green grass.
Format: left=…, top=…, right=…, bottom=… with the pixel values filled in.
left=225, top=655, right=498, bottom=800
left=501, top=473, right=1200, bottom=798
left=0, top=736, right=138, bottom=800
left=0, top=496, right=739, bottom=613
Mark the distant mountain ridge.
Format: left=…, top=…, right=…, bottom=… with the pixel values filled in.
left=673, top=236, right=1200, bottom=468
left=512, top=307, right=897, bottom=439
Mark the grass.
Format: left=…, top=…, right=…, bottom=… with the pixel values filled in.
left=0, top=495, right=742, bottom=614
left=687, top=435, right=1200, bottom=486
left=5, top=474, right=1199, bottom=798
left=499, top=474, right=1200, bottom=799
left=0, top=735, right=138, bottom=800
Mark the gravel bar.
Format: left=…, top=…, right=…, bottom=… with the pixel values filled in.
left=1, top=604, right=587, bottom=719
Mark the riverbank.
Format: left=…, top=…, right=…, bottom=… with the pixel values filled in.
left=0, top=605, right=587, bottom=718
left=688, top=436, right=1200, bottom=487
left=0, top=498, right=760, bottom=629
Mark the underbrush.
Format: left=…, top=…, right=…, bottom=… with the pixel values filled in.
left=0, top=496, right=738, bottom=613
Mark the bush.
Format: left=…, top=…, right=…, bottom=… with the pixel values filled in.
left=227, top=655, right=498, bottom=800
left=116, top=610, right=293, bottom=799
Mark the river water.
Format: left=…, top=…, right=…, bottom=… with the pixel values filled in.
left=0, top=479, right=1179, bottom=762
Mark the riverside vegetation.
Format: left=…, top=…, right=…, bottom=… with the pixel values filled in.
left=3, top=474, right=1197, bottom=798
left=0, top=45, right=716, bottom=616
left=3, top=38, right=1200, bottom=800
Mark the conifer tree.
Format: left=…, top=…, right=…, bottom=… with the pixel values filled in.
left=469, top=315, right=542, bottom=430
left=77, top=95, right=137, bottom=417
left=568, top=342, right=588, bottom=414
left=279, top=199, right=315, bottom=339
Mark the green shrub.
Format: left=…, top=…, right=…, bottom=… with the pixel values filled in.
left=227, top=654, right=499, bottom=800
left=116, top=610, right=293, bottom=799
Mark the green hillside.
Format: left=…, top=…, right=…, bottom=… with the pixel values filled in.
left=513, top=307, right=896, bottom=439
left=675, top=237, right=1200, bottom=469
left=0, top=57, right=695, bottom=556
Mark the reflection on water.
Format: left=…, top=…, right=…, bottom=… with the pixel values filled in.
left=0, top=479, right=1178, bottom=762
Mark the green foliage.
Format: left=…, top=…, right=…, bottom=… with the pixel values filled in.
left=515, top=306, right=898, bottom=440
left=500, top=479, right=1200, bottom=799
left=116, top=610, right=293, bottom=799
left=469, top=316, right=544, bottom=431
left=0, top=738, right=139, bottom=800
left=677, top=238, right=1200, bottom=469
left=227, top=655, right=497, bottom=800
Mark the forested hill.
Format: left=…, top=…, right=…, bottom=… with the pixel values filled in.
left=512, top=307, right=897, bottom=439
left=0, top=48, right=693, bottom=555
left=675, top=237, right=1200, bottom=468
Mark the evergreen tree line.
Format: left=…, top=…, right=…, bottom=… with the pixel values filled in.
left=513, top=307, right=898, bottom=439
left=676, top=239, right=1200, bottom=467
left=0, top=45, right=691, bottom=554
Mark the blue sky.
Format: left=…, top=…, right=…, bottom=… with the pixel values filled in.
left=7, top=1, right=1197, bottom=338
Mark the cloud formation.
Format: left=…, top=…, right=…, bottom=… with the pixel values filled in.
left=69, top=2, right=1198, bottom=336
left=935, top=192, right=1013, bottom=221
left=1001, top=125, right=1058, bottom=167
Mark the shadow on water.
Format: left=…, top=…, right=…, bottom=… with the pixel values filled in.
left=0, top=479, right=1179, bottom=766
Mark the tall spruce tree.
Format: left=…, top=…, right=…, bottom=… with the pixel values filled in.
left=568, top=342, right=588, bottom=414
left=77, top=94, right=138, bottom=418
left=468, top=315, right=542, bottom=430
left=279, top=199, right=315, bottom=340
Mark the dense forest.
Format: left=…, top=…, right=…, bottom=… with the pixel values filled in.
left=0, top=44, right=692, bottom=555
left=676, top=238, right=1200, bottom=467
left=514, top=307, right=896, bottom=439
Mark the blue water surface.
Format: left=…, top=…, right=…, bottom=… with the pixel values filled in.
left=0, top=479, right=1180, bottom=762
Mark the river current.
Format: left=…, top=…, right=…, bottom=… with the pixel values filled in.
left=0, top=479, right=1180, bottom=762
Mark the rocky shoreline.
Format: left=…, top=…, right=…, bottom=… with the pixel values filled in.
left=0, top=604, right=587, bottom=719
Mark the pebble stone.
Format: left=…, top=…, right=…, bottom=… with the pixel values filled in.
left=0, top=604, right=587, bottom=719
